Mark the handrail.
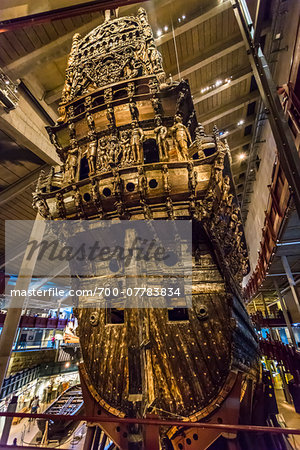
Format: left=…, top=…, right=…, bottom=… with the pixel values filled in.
left=0, top=411, right=299, bottom=435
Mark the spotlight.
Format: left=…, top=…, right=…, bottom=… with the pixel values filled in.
left=237, top=119, right=245, bottom=126
left=215, top=79, right=222, bottom=87
left=164, top=25, right=168, bottom=32
left=239, top=153, right=246, bottom=161
left=157, top=29, right=162, bottom=37
left=182, top=15, right=186, bottom=20
left=65, top=362, right=70, bottom=368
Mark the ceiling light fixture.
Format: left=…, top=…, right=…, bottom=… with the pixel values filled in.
left=157, top=29, right=162, bottom=37
left=239, top=153, right=246, bottom=161
left=237, top=119, right=245, bottom=126
left=164, top=25, right=168, bottom=32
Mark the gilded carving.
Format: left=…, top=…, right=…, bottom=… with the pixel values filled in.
left=171, top=114, right=192, bottom=160
left=65, top=140, right=79, bottom=182
left=130, top=121, right=144, bottom=162
left=154, top=116, right=168, bottom=161
left=120, top=130, right=133, bottom=165
left=33, top=9, right=258, bottom=441
left=87, top=132, right=98, bottom=175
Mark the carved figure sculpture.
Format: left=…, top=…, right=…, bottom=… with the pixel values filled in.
left=33, top=197, right=50, bottom=218
left=86, top=112, right=95, bottom=132
left=129, top=99, right=139, bottom=121
left=171, top=114, right=192, bottom=160
left=98, top=137, right=109, bottom=170
left=137, top=166, right=147, bottom=198
left=66, top=140, right=78, bottom=181
left=130, top=121, right=144, bottom=162
left=154, top=116, right=168, bottom=161
left=87, top=133, right=98, bottom=174
left=222, top=175, right=231, bottom=202
left=106, top=106, right=116, bottom=129
left=120, top=130, right=133, bottom=164
left=107, top=135, right=120, bottom=164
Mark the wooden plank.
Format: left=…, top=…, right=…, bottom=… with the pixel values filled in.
left=52, top=19, right=67, bottom=36
left=155, top=1, right=232, bottom=46
left=61, top=17, right=76, bottom=33
left=71, top=15, right=84, bottom=28
left=0, top=165, right=47, bottom=207
left=33, top=24, right=51, bottom=45
left=13, top=29, right=35, bottom=53
left=1, top=33, right=20, bottom=60
left=0, top=178, right=10, bottom=188
left=5, top=32, right=27, bottom=57
left=24, top=27, right=43, bottom=49
left=173, top=36, right=244, bottom=80
left=0, top=165, right=21, bottom=185
left=6, top=16, right=102, bottom=76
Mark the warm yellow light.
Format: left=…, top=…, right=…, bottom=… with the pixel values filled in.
left=239, top=153, right=246, bottom=161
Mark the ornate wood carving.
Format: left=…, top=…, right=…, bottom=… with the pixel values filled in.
left=33, top=8, right=259, bottom=449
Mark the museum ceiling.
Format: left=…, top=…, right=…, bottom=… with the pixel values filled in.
left=0, top=0, right=268, bottom=253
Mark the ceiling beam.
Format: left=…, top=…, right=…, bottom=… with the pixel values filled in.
left=193, top=67, right=252, bottom=104
left=174, top=36, right=244, bottom=80
left=0, top=164, right=48, bottom=206
left=198, top=91, right=260, bottom=125
left=0, top=0, right=145, bottom=32
left=5, top=16, right=104, bottom=77
left=229, top=135, right=253, bottom=152
left=44, top=86, right=63, bottom=106
left=218, top=114, right=255, bottom=137
left=22, top=73, right=58, bottom=120
left=0, top=92, right=61, bottom=164
left=155, top=0, right=231, bottom=46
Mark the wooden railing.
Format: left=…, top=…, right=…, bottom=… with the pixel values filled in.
left=260, top=338, right=300, bottom=384
left=0, top=313, right=69, bottom=330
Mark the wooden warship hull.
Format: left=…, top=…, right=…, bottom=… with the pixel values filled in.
left=75, top=221, right=259, bottom=423
left=32, top=8, right=260, bottom=448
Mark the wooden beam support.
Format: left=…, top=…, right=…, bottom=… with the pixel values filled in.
left=155, top=0, right=232, bottom=46
left=0, top=0, right=146, bottom=32
left=0, top=164, right=48, bottom=206
left=44, top=86, right=64, bottom=106
left=198, top=91, right=259, bottom=125
left=5, top=16, right=104, bottom=77
left=218, top=114, right=255, bottom=137
left=174, top=36, right=244, bottom=80
left=228, top=136, right=253, bottom=152
left=0, top=93, right=61, bottom=164
left=193, top=67, right=252, bottom=104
